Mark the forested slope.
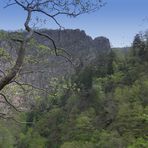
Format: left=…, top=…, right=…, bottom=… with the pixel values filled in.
left=0, top=33, right=148, bottom=148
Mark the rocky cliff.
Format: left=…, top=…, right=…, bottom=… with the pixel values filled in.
left=0, top=29, right=111, bottom=89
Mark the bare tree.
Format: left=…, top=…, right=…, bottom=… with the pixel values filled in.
left=0, top=0, right=105, bottom=119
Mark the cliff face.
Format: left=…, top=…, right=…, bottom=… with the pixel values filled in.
left=33, top=29, right=111, bottom=70
left=37, top=29, right=110, bottom=55
left=0, top=29, right=111, bottom=89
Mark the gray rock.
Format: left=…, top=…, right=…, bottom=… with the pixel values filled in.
left=0, top=29, right=111, bottom=89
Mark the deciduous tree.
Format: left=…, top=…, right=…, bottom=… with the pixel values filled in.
left=0, top=0, right=105, bottom=118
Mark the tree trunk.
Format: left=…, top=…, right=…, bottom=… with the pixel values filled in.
left=0, top=42, right=26, bottom=91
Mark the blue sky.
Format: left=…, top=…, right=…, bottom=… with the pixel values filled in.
left=0, top=0, right=148, bottom=47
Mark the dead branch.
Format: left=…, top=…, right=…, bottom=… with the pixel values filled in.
left=34, top=30, right=74, bottom=66
left=10, top=80, right=51, bottom=94
left=0, top=93, right=21, bottom=112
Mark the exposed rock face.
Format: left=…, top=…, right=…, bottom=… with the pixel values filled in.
left=0, top=29, right=111, bottom=89
left=33, top=29, right=111, bottom=69
left=93, top=36, right=111, bottom=52
left=37, top=29, right=110, bottom=56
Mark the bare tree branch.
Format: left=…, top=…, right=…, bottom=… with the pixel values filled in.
left=34, top=30, right=58, bottom=55
left=0, top=9, right=33, bottom=91
left=34, top=30, right=75, bottom=66
left=4, top=2, right=16, bottom=8
left=1, top=0, right=104, bottom=91
left=0, top=69, right=6, bottom=77
left=32, top=9, right=64, bottom=28
left=0, top=0, right=105, bottom=119
left=10, top=80, right=51, bottom=94
left=11, top=38, right=23, bottom=43
left=0, top=93, right=21, bottom=112
left=14, top=0, right=27, bottom=10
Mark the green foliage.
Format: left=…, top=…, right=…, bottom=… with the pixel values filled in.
left=0, top=30, right=8, bottom=39
left=0, top=124, right=14, bottom=148
left=94, top=130, right=124, bottom=148
left=128, top=138, right=148, bottom=148
left=74, top=66, right=94, bottom=90
left=61, top=141, right=94, bottom=148
left=0, top=47, right=11, bottom=61
left=1, top=38, right=148, bottom=147
left=131, top=33, right=148, bottom=61
left=17, top=128, right=47, bottom=148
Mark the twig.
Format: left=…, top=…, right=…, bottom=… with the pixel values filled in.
left=4, top=2, right=16, bottom=8
left=34, top=30, right=58, bottom=55
left=11, top=38, right=23, bottom=43
left=34, top=30, right=74, bottom=66
left=0, top=69, right=6, bottom=76
left=0, top=93, right=21, bottom=112
left=10, top=80, right=51, bottom=94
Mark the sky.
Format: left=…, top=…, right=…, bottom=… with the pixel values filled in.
left=0, top=0, right=148, bottom=47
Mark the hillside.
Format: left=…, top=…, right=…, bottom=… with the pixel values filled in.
left=0, top=30, right=148, bottom=148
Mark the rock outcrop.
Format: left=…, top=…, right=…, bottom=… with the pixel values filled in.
left=0, top=29, right=111, bottom=89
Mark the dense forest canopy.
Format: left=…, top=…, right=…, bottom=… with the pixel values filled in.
left=0, top=31, right=148, bottom=148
